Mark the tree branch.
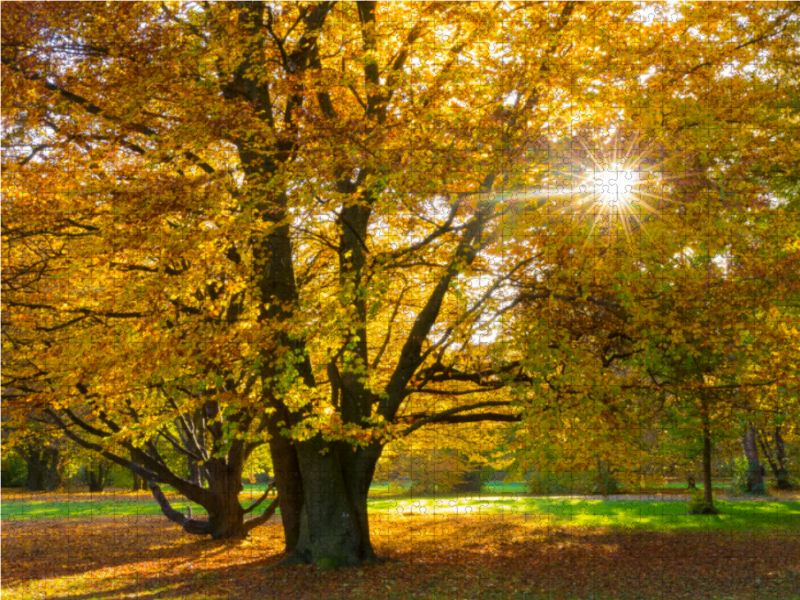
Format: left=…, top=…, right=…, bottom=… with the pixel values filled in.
left=148, top=481, right=211, bottom=535
left=400, top=400, right=519, bottom=437
left=242, top=482, right=276, bottom=514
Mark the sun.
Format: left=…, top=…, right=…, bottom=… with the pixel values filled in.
left=593, top=163, right=635, bottom=206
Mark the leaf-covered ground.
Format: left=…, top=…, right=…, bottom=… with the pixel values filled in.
left=3, top=513, right=799, bottom=600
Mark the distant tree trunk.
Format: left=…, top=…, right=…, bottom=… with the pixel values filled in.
left=742, top=424, right=765, bottom=493
left=686, top=471, right=697, bottom=490
left=453, top=469, right=483, bottom=494
left=595, top=460, right=613, bottom=498
left=773, top=426, right=792, bottom=490
left=129, top=450, right=147, bottom=491
left=84, top=461, right=111, bottom=492
left=699, top=398, right=719, bottom=514
left=22, top=444, right=62, bottom=492
left=188, top=457, right=204, bottom=487
left=758, top=426, right=793, bottom=490
left=43, top=447, right=63, bottom=492
left=23, top=449, right=47, bottom=491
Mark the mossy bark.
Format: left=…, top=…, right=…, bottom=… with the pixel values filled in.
left=275, top=436, right=383, bottom=569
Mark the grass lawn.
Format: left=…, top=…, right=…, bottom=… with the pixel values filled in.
left=4, top=486, right=800, bottom=534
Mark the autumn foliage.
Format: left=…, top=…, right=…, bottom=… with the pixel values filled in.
left=2, top=0, right=800, bottom=572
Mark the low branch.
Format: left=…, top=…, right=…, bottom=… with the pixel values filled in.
left=45, top=409, right=162, bottom=482
left=243, top=482, right=276, bottom=514
left=148, top=481, right=211, bottom=535
left=244, top=496, right=280, bottom=533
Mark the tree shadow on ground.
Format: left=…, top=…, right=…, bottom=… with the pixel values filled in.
left=3, top=514, right=799, bottom=600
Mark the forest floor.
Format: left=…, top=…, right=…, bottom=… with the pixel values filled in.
left=2, top=513, right=800, bottom=600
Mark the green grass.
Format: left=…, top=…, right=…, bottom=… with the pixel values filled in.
left=1, top=498, right=209, bottom=519
left=5, top=491, right=799, bottom=533
left=656, top=481, right=729, bottom=490
left=366, top=496, right=800, bottom=532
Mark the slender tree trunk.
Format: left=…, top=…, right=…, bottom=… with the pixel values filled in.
left=773, top=426, right=793, bottom=490
left=129, top=450, right=147, bottom=491
left=699, top=399, right=719, bottom=514
left=742, top=424, right=765, bottom=493
left=44, top=447, right=62, bottom=492
left=759, top=426, right=793, bottom=490
left=188, top=457, right=203, bottom=487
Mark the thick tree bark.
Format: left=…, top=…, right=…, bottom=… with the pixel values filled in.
left=275, top=437, right=384, bottom=570
left=148, top=458, right=279, bottom=540
left=44, top=448, right=62, bottom=491
left=264, top=402, right=305, bottom=553
left=742, top=424, right=765, bottom=493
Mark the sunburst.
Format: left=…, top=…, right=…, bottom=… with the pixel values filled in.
left=567, top=132, right=672, bottom=243
left=480, top=130, right=685, bottom=246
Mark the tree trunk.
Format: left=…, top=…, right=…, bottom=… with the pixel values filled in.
left=44, top=447, right=62, bottom=492
left=453, top=469, right=483, bottom=494
left=742, top=424, right=765, bottom=494
left=759, top=426, right=793, bottom=490
left=773, top=426, right=793, bottom=490
left=276, top=436, right=383, bottom=570
left=22, top=445, right=62, bottom=492
left=265, top=402, right=305, bottom=553
left=202, top=457, right=247, bottom=539
left=148, top=456, right=279, bottom=540
left=699, top=400, right=719, bottom=514
left=188, top=457, right=204, bottom=487
left=85, top=462, right=110, bottom=492
left=129, top=450, right=148, bottom=491
left=23, top=449, right=47, bottom=491
left=595, top=459, right=612, bottom=499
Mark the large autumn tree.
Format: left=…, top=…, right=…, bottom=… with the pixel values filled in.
left=3, top=1, right=799, bottom=569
